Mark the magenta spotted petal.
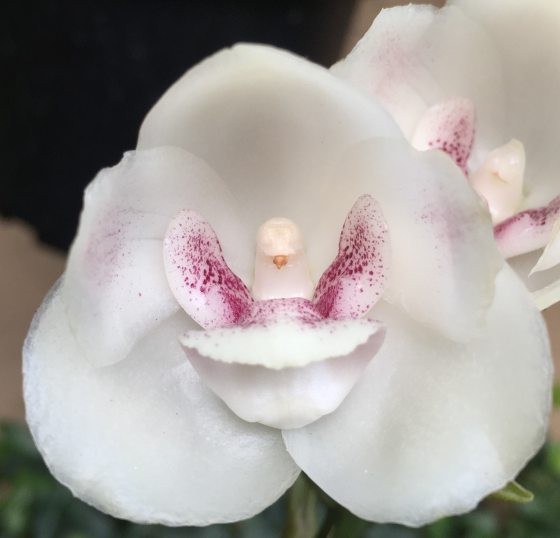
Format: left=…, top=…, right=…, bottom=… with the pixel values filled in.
left=411, top=97, right=475, bottom=175
left=163, top=210, right=253, bottom=329
left=313, top=195, right=390, bottom=319
left=494, top=196, right=560, bottom=259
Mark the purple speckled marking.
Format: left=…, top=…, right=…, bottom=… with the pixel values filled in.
left=415, top=98, right=475, bottom=175
left=165, top=196, right=389, bottom=334
left=312, top=195, right=389, bottom=319
left=163, top=210, right=253, bottom=329
left=494, top=195, right=560, bottom=258
left=245, top=298, right=323, bottom=328
left=84, top=207, right=135, bottom=286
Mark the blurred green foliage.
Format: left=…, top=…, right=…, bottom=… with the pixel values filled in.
left=1, top=421, right=560, bottom=538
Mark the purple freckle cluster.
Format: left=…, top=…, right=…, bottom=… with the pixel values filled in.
left=427, top=112, right=474, bottom=175
left=494, top=194, right=560, bottom=236
left=314, top=195, right=387, bottom=319
left=165, top=195, right=388, bottom=335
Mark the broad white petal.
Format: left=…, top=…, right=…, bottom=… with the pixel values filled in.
left=138, top=44, right=401, bottom=269
left=315, top=138, right=501, bottom=341
left=451, top=0, right=560, bottom=207
left=332, top=4, right=506, bottom=173
left=24, top=283, right=299, bottom=525
left=284, top=266, right=552, bottom=526
left=63, top=147, right=251, bottom=366
left=183, top=316, right=385, bottom=429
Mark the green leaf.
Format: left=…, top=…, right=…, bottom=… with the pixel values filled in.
left=490, top=480, right=534, bottom=503
left=281, top=475, right=319, bottom=538
left=553, top=384, right=560, bottom=408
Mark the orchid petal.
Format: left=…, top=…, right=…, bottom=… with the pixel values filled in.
left=531, top=215, right=560, bottom=274
left=284, top=266, right=552, bottom=526
left=63, top=147, right=252, bottom=366
left=182, top=305, right=385, bottom=429
left=411, top=97, right=475, bottom=174
left=137, top=44, right=401, bottom=268
left=313, top=195, right=389, bottom=319
left=494, top=196, right=560, bottom=259
left=163, top=209, right=253, bottom=329
left=451, top=0, right=560, bottom=207
left=317, top=138, right=501, bottom=341
left=332, top=4, right=506, bottom=172
left=507, top=251, right=560, bottom=311
left=24, top=283, right=299, bottom=525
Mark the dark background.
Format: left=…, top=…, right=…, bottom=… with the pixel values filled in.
left=0, top=0, right=354, bottom=250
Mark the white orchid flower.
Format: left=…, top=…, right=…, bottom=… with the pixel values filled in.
left=333, top=0, right=560, bottom=310
left=24, top=44, right=552, bottom=528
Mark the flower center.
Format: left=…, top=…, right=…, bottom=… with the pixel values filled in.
left=411, top=97, right=526, bottom=225
left=469, top=139, right=525, bottom=224
left=252, top=218, right=314, bottom=301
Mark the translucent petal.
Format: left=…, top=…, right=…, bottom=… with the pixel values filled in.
left=283, top=267, right=552, bottom=526
left=63, top=147, right=252, bottom=366
left=24, top=283, right=299, bottom=525
left=494, top=196, right=560, bottom=259
left=451, top=0, right=560, bottom=207
left=332, top=4, right=506, bottom=173
left=313, top=195, right=389, bottom=320
left=138, top=44, right=401, bottom=270
left=163, top=209, right=253, bottom=329
left=532, top=214, right=560, bottom=274
left=316, top=138, right=502, bottom=341
left=508, top=251, right=560, bottom=311
left=183, top=315, right=385, bottom=429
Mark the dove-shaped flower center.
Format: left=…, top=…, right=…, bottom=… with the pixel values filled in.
left=161, top=195, right=389, bottom=429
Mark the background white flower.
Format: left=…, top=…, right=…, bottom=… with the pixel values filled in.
left=24, top=44, right=551, bottom=527
left=333, top=0, right=560, bottom=310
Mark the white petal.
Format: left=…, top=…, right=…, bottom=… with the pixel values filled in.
left=508, top=251, right=560, bottom=311
left=451, top=0, right=560, bottom=207
left=283, top=266, right=552, bottom=526
left=63, top=147, right=252, bottom=366
left=532, top=217, right=560, bottom=274
left=316, top=138, right=502, bottom=341
left=137, top=44, right=401, bottom=268
left=183, top=317, right=385, bottom=429
left=332, top=4, right=506, bottom=173
left=24, top=283, right=299, bottom=525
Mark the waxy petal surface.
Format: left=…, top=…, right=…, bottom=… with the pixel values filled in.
left=451, top=0, right=560, bottom=208
left=63, top=147, right=251, bottom=366
left=284, top=267, right=552, bottom=526
left=332, top=4, right=506, bottom=173
left=138, top=44, right=401, bottom=273
left=313, top=195, right=389, bottom=320
left=319, top=138, right=501, bottom=341
left=163, top=209, right=253, bottom=329
left=24, top=283, right=299, bottom=526
left=183, top=315, right=385, bottom=429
